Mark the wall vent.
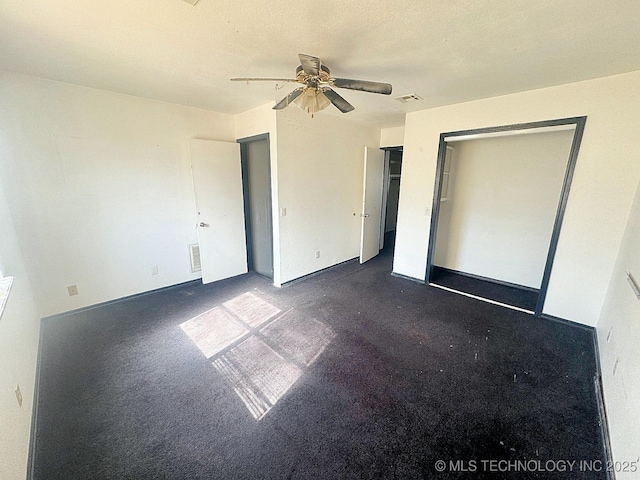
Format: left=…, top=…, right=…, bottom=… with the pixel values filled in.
left=189, top=244, right=202, bottom=272
left=395, top=93, right=423, bottom=103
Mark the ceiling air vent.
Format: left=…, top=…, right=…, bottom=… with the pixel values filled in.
left=189, top=244, right=202, bottom=272
left=395, top=93, right=423, bottom=103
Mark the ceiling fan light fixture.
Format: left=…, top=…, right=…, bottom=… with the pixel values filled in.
left=293, top=88, right=331, bottom=115
left=234, top=54, right=392, bottom=115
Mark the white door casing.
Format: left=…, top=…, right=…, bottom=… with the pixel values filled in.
left=190, top=139, right=248, bottom=284
left=359, top=147, right=385, bottom=264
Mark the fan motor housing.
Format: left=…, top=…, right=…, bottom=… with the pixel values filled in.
left=296, top=64, right=330, bottom=76
left=296, top=64, right=331, bottom=87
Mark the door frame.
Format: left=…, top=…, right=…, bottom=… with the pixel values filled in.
left=379, top=149, right=391, bottom=250
left=379, top=146, right=403, bottom=250
left=425, top=116, right=587, bottom=316
left=237, top=133, right=274, bottom=279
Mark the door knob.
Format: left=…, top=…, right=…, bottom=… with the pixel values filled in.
left=199, top=222, right=209, bottom=227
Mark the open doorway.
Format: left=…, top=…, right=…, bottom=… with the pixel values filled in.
left=426, top=117, right=586, bottom=316
left=380, top=148, right=403, bottom=255
left=238, top=134, right=274, bottom=279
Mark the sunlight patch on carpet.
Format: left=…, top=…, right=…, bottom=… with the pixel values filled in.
left=181, top=291, right=336, bottom=420
left=223, top=292, right=281, bottom=327
left=179, top=306, right=248, bottom=357
left=261, top=310, right=336, bottom=366
left=213, top=336, right=303, bottom=420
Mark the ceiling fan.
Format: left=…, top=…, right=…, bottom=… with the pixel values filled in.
left=231, top=54, right=392, bottom=115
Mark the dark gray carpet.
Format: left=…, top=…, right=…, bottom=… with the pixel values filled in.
left=32, top=247, right=606, bottom=479
left=430, top=266, right=539, bottom=312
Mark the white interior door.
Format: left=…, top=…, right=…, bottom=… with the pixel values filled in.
left=359, top=147, right=385, bottom=264
left=190, top=139, right=248, bottom=284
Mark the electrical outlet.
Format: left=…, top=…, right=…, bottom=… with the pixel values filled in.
left=151, top=265, right=159, bottom=275
left=280, top=207, right=287, bottom=217
left=15, top=384, right=22, bottom=407
left=67, top=285, right=78, bottom=296
left=315, top=250, right=320, bottom=259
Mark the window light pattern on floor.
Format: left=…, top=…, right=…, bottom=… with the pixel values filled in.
left=213, top=336, right=303, bottom=419
left=223, top=292, right=281, bottom=328
left=179, top=306, right=249, bottom=357
left=180, top=291, right=335, bottom=420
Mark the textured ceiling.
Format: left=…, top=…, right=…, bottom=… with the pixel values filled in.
left=1, top=0, right=640, bottom=127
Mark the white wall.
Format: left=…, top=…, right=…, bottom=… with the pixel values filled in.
left=0, top=71, right=236, bottom=317
left=275, top=107, right=380, bottom=283
left=596, top=178, right=640, bottom=478
left=434, top=130, right=573, bottom=288
left=395, top=70, right=640, bottom=326
left=380, top=125, right=405, bottom=147
left=235, top=103, right=278, bottom=141
left=0, top=180, right=40, bottom=480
